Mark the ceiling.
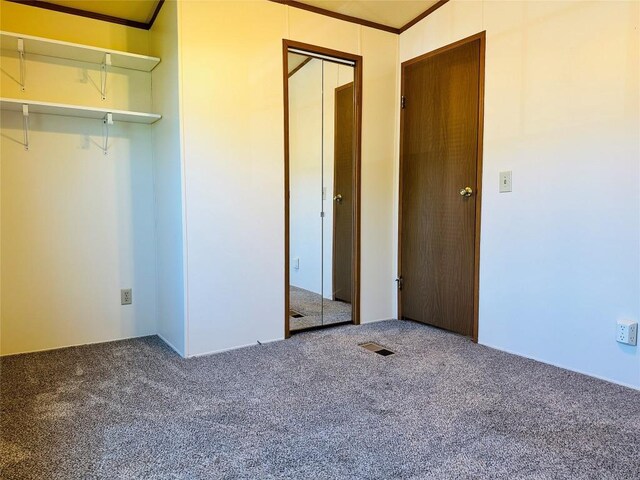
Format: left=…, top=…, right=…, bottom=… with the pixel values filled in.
left=26, top=1, right=441, bottom=31
left=39, top=1, right=161, bottom=24
left=293, top=1, right=440, bottom=29
left=288, top=52, right=311, bottom=74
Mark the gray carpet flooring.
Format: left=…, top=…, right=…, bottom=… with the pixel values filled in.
left=1, top=320, right=639, bottom=479
left=289, top=285, right=351, bottom=330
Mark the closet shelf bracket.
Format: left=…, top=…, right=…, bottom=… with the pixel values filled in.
left=22, top=104, right=29, bottom=150
left=103, top=112, right=113, bottom=155
left=18, top=38, right=26, bottom=91
left=100, top=53, right=111, bottom=101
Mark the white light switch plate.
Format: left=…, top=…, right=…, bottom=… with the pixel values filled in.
left=499, top=171, right=512, bottom=193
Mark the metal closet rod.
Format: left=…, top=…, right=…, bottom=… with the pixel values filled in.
left=288, top=48, right=355, bottom=66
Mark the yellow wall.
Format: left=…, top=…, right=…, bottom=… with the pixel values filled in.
left=178, top=0, right=399, bottom=355
left=0, top=0, right=157, bottom=355
left=0, top=0, right=149, bottom=54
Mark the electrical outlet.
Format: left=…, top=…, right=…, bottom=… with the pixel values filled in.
left=617, top=319, right=637, bottom=346
left=121, top=288, right=132, bottom=305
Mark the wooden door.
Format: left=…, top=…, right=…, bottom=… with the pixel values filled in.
left=332, top=82, right=354, bottom=303
left=399, top=35, right=484, bottom=338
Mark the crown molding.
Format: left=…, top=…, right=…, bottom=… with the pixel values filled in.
left=6, top=0, right=165, bottom=30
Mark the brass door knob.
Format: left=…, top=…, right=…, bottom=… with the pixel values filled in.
left=459, top=187, right=473, bottom=197
left=334, top=194, right=343, bottom=203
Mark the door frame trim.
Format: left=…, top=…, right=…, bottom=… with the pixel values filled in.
left=397, top=31, right=485, bottom=342
left=283, top=40, right=363, bottom=338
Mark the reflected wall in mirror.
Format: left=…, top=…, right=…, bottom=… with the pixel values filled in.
left=286, top=47, right=356, bottom=333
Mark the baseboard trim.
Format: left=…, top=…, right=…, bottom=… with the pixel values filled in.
left=188, top=337, right=283, bottom=358
left=0, top=332, right=157, bottom=357
left=156, top=333, right=185, bottom=358
left=479, top=341, right=639, bottom=391
left=361, top=317, right=396, bottom=324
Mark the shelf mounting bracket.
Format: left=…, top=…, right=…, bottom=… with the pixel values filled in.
left=103, top=112, right=113, bottom=155
left=18, top=38, right=26, bottom=91
left=101, top=53, right=111, bottom=101
left=102, top=113, right=113, bottom=155
left=22, top=104, right=29, bottom=150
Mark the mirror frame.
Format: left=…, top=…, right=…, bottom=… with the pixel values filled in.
left=283, top=39, right=362, bottom=338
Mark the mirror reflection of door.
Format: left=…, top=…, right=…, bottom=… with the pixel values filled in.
left=287, top=50, right=355, bottom=332
left=332, top=82, right=354, bottom=304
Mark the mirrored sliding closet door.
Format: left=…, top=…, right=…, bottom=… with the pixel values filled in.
left=287, top=48, right=356, bottom=332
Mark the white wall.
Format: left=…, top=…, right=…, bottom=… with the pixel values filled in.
left=178, top=0, right=398, bottom=356
left=357, top=26, right=400, bottom=325
left=0, top=53, right=157, bottom=354
left=150, top=0, right=187, bottom=356
left=399, top=0, right=640, bottom=388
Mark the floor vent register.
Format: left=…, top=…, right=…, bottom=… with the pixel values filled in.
left=359, top=342, right=395, bottom=356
